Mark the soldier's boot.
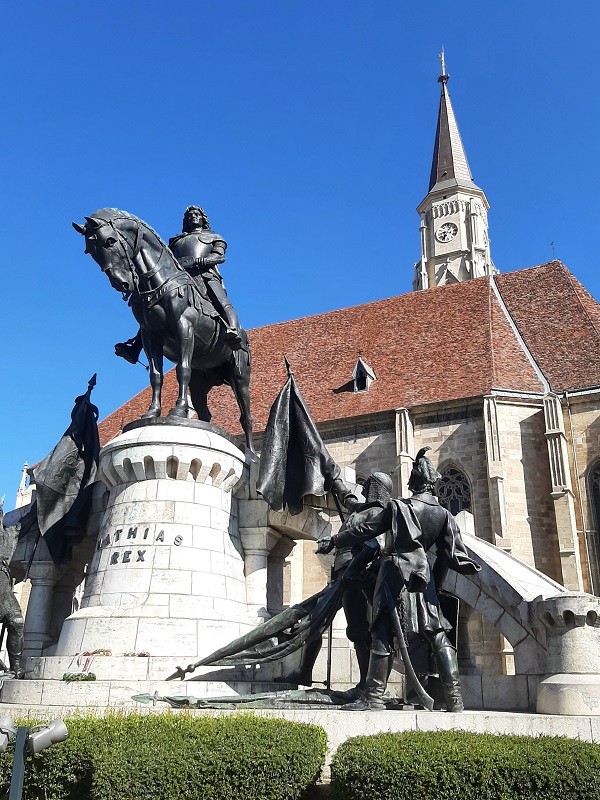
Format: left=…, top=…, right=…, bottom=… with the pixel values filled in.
left=334, top=642, right=371, bottom=702
left=432, top=633, right=464, bottom=713
left=7, top=617, right=24, bottom=679
left=274, top=636, right=322, bottom=686
left=342, top=653, right=388, bottom=711
left=115, top=330, right=144, bottom=364
left=382, top=652, right=396, bottom=699
left=8, top=656, right=23, bottom=680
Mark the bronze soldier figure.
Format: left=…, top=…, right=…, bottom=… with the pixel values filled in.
left=277, top=472, right=392, bottom=700
left=318, top=448, right=479, bottom=711
left=115, top=206, right=242, bottom=363
left=0, top=507, right=24, bottom=678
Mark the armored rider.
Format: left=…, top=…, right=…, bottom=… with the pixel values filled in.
left=115, top=206, right=242, bottom=363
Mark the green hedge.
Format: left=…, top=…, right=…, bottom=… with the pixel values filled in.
left=331, top=730, right=600, bottom=800
left=0, top=714, right=327, bottom=800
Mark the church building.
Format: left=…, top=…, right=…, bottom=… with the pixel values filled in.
left=67, top=61, right=600, bottom=683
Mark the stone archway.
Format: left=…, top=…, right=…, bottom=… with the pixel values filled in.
left=440, top=532, right=568, bottom=676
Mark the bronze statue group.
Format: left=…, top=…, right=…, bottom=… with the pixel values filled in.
left=0, top=204, right=480, bottom=712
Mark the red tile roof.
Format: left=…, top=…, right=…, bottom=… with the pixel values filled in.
left=495, top=262, right=600, bottom=393
left=98, top=261, right=600, bottom=445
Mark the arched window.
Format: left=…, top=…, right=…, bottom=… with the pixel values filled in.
left=588, top=462, right=600, bottom=530
left=437, top=465, right=471, bottom=516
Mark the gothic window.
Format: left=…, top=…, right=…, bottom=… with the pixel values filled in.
left=437, top=466, right=471, bottom=516
left=589, top=462, right=600, bottom=530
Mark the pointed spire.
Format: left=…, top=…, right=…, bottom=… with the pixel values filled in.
left=428, top=52, right=478, bottom=193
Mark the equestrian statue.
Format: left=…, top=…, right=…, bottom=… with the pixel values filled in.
left=73, top=208, right=254, bottom=452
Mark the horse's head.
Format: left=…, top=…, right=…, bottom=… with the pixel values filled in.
left=73, top=213, right=138, bottom=295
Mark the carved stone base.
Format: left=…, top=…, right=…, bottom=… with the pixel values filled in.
left=537, top=674, right=600, bottom=715
left=54, top=423, right=254, bottom=663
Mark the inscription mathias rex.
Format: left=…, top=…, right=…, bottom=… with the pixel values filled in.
left=97, top=526, right=183, bottom=566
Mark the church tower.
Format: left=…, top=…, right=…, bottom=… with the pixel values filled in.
left=413, top=53, right=495, bottom=290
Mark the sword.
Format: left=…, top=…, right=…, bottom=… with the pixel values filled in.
left=389, top=604, right=434, bottom=711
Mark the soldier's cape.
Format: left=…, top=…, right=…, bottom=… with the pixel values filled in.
left=29, top=375, right=100, bottom=564
left=257, top=361, right=339, bottom=515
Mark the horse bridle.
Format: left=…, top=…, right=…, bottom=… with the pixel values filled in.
left=96, top=217, right=189, bottom=308
left=93, top=218, right=159, bottom=300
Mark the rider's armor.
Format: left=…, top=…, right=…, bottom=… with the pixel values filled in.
left=169, top=228, right=241, bottom=349
left=168, top=229, right=225, bottom=281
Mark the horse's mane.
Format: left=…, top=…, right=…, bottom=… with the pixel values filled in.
left=91, top=208, right=164, bottom=245
left=91, top=208, right=182, bottom=271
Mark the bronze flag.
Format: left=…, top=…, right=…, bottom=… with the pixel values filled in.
left=257, top=363, right=339, bottom=515
left=33, top=375, right=100, bottom=564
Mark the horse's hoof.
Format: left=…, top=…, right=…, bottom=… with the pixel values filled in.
left=141, top=408, right=161, bottom=420
left=168, top=405, right=188, bottom=419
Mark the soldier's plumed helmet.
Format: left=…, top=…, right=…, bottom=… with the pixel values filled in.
left=183, top=206, right=210, bottom=232
left=408, top=447, right=441, bottom=494
left=364, top=471, right=393, bottom=503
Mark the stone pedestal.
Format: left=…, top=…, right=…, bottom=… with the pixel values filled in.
left=536, top=594, right=600, bottom=714
left=55, top=420, right=254, bottom=661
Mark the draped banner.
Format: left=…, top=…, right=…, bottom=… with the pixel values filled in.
left=33, top=375, right=100, bottom=564
left=257, top=363, right=339, bottom=515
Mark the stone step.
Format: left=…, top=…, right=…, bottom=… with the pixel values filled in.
left=0, top=678, right=291, bottom=708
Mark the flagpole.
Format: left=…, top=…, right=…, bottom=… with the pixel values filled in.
left=325, top=488, right=347, bottom=691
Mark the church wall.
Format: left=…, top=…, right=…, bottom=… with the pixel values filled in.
left=322, top=420, right=397, bottom=482
left=411, top=406, right=492, bottom=542
left=562, top=393, right=600, bottom=593
left=286, top=398, right=571, bottom=679
left=495, top=401, right=562, bottom=583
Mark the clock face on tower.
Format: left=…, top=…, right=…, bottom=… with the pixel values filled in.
left=436, top=222, right=458, bottom=243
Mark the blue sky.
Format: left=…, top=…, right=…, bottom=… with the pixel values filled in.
left=1, top=1, right=599, bottom=504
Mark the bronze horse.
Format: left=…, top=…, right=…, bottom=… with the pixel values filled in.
left=74, top=208, right=254, bottom=452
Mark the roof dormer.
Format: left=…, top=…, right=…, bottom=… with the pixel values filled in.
left=352, top=357, right=376, bottom=392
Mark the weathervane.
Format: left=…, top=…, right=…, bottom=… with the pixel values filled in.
left=438, top=47, right=449, bottom=84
